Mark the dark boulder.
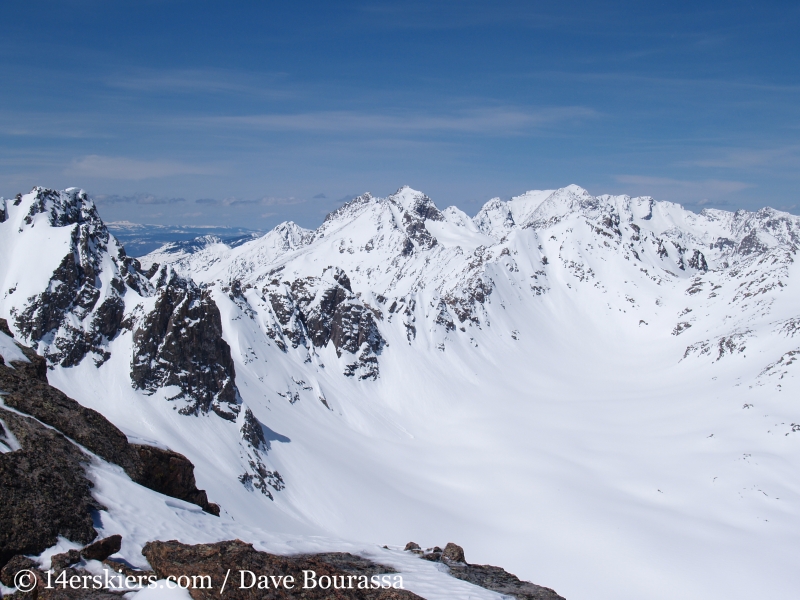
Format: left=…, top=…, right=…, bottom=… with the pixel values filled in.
left=81, top=534, right=122, bottom=562
left=441, top=542, right=465, bottom=564
left=50, top=549, right=82, bottom=570
left=0, top=554, right=39, bottom=587
left=132, top=444, right=220, bottom=516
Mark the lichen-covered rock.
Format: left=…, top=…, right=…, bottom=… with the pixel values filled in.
left=441, top=542, right=465, bottom=564
left=0, top=330, right=221, bottom=527
left=142, top=539, right=422, bottom=600
left=81, top=534, right=122, bottom=561
left=0, top=409, right=101, bottom=568
left=0, top=554, right=39, bottom=587
left=412, top=541, right=565, bottom=600
left=1, top=556, right=124, bottom=598
left=131, top=266, right=238, bottom=419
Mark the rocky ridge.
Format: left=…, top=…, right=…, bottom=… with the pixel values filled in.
left=404, top=542, right=564, bottom=600
left=0, top=188, right=283, bottom=503
left=2, top=183, right=800, bottom=599
left=0, top=321, right=220, bottom=569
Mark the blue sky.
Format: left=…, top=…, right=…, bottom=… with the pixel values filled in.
left=1, top=0, right=798, bottom=229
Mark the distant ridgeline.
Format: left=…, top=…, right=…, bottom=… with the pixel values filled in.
left=1, top=185, right=798, bottom=599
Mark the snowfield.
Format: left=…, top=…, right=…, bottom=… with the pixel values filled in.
left=1, top=184, right=799, bottom=599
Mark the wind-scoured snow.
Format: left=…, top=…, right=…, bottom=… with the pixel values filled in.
left=2, top=184, right=799, bottom=599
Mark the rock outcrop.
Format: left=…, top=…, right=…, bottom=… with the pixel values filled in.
left=0, top=409, right=101, bottom=568
left=0, top=321, right=220, bottom=568
left=80, top=534, right=122, bottom=562
left=131, top=266, right=239, bottom=419
left=142, top=539, right=421, bottom=600
left=132, top=444, right=220, bottom=515
left=0, top=335, right=140, bottom=473
left=405, top=541, right=565, bottom=600
left=263, top=267, right=384, bottom=379
left=1, top=541, right=134, bottom=599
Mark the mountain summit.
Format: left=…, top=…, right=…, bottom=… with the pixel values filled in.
left=1, top=185, right=799, bottom=600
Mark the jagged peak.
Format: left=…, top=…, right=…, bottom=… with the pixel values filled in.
left=10, top=186, right=103, bottom=230
left=388, top=186, right=444, bottom=222
left=477, top=197, right=507, bottom=212
left=322, top=192, right=375, bottom=224
left=474, top=197, right=515, bottom=236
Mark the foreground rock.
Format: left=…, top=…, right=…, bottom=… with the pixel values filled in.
left=0, top=410, right=101, bottom=568
left=0, top=552, right=124, bottom=599
left=0, top=322, right=219, bottom=569
left=131, top=444, right=220, bottom=516
left=406, top=541, right=565, bottom=600
left=80, top=535, right=123, bottom=562
left=142, top=539, right=421, bottom=600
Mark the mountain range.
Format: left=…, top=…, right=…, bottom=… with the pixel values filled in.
left=1, top=184, right=798, bottom=600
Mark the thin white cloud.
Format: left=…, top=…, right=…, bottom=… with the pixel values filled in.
left=105, top=68, right=291, bottom=99
left=260, top=196, right=305, bottom=206
left=615, top=175, right=752, bottom=200
left=66, top=155, right=220, bottom=180
left=688, top=146, right=800, bottom=169
left=220, top=195, right=305, bottom=207
left=202, top=106, right=597, bottom=136
left=93, top=193, right=186, bottom=205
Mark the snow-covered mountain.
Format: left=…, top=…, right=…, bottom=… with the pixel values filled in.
left=1, top=185, right=799, bottom=600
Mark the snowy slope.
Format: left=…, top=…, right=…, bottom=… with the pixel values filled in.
left=2, top=185, right=799, bottom=600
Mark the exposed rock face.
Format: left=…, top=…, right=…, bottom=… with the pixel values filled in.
left=445, top=562, right=565, bottom=600
left=142, top=539, right=421, bottom=600
left=386, top=187, right=443, bottom=255
left=263, top=267, right=385, bottom=379
left=81, top=534, right=122, bottom=561
left=1, top=552, right=125, bottom=599
left=0, top=335, right=140, bottom=473
left=407, top=542, right=565, bottom=600
left=0, top=409, right=101, bottom=568
left=441, top=542, right=465, bottom=564
left=0, top=323, right=221, bottom=550
left=9, top=187, right=150, bottom=368
left=133, top=444, right=220, bottom=515
left=238, top=409, right=284, bottom=500
left=131, top=266, right=239, bottom=419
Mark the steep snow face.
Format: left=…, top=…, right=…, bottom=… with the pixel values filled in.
left=3, top=184, right=800, bottom=600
